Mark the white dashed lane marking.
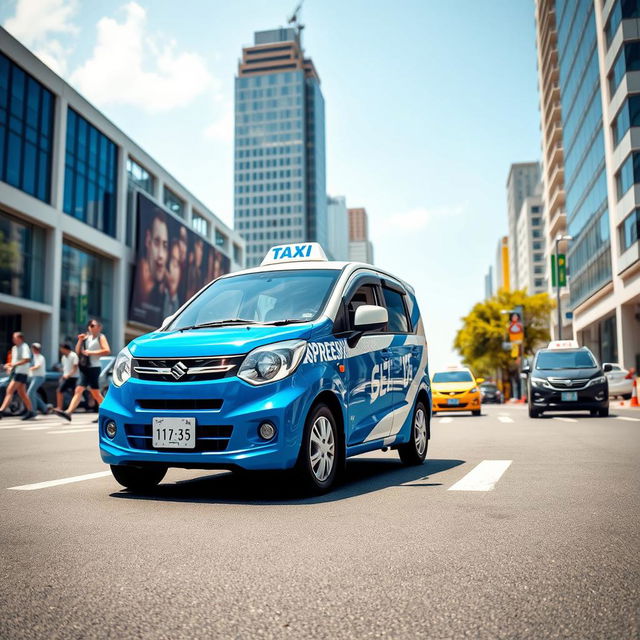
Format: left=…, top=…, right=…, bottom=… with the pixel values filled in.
left=615, top=415, right=640, bottom=422
left=553, top=417, right=578, bottom=423
left=448, top=460, right=513, bottom=492
left=497, top=416, right=514, bottom=423
left=438, top=417, right=453, bottom=424
left=7, top=471, right=112, bottom=491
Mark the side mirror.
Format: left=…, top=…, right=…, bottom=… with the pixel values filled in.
left=521, top=365, right=531, bottom=375
left=603, top=363, right=613, bottom=373
left=476, top=377, right=485, bottom=384
left=161, top=315, right=174, bottom=330
left=354, top=305, right=388, bottom=332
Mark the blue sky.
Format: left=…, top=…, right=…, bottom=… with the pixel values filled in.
left=1, top=0, right=541, bottom=368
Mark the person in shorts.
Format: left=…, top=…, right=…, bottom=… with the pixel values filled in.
left=27, top=342, right=52, bottom=415
left=56, top=343, right=79, bottom=411
left=54, top=320, right=111, bottom=422
left=0, top=332, right=35, bottom=420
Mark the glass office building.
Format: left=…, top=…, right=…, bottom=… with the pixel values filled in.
left=234, top=28, right=327, bottom=267
left=535, top=1, right=640, bottom=370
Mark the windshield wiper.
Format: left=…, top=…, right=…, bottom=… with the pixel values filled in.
left=265, top=318, right=305, bottom=326
left=178, top=319, right=260, bottom=332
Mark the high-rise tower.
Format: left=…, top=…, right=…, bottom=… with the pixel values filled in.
left=234, top=27, right=327, bottom=267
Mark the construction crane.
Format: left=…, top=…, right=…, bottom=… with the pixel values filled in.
left=287, top=0, right=305, bottom=32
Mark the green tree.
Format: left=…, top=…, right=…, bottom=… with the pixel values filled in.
left=453, top=289, right=555, bottom=378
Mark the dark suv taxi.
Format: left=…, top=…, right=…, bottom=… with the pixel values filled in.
left=524, top=341, right=609, bottom=418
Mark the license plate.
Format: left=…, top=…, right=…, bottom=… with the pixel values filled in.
left=561, top=392, right=578, bottom=402
left=152, top=417, right=196, bottom=448
left=447, top=398, right=460, bottom=406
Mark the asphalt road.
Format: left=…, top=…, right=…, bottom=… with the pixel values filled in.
left=1, top=403, right=639, bottom=639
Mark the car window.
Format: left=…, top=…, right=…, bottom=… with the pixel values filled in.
left=381, top=286, right=410, bottom=333
left=535, top=350, right=597, bottom=370
left=346, top=283, right=379, bottom=331
left=433, top=371, right=474, bottom=383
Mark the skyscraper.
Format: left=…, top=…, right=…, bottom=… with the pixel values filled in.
left=326, top=195, right=349, bottom=261
left=535, top=1, right=640, bottom=369
left=234, top=27, right=327, bottom=267
left=506, top=162, right=541, bottom=290
left=348, top=207, right=374, bottom=264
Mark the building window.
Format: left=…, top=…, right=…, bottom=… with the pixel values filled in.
left=620, top=208, right=640, bottom=251
left=612, top=94, right=640, bottom=147
left=0, top=52, right=54, bottom=203
left=533, top=241, right=542, bottom=250
left=127, top=157, right=155, bottom=195
left=233, top=243, right=242, bottom=265
left=609, top=41, right=640, bottom=97
left=531, top=206, right=541, bottom=213
left=532, top=229, right=542, bottom=238
left=533, top=252, right=543, bottom=261
left=192, top=211, right=210, bottom=238
left=615, top=152, right=640, bottom=200
left=531, top=217, right=541, bottom=226
left=0, top=210, right=45, bottom=302
left=64, top=108, right=118, bottom=236
left=215, top=229, right=228, bottom=248
left=605, top=0, right=640, bottom=47
left=59, top=242, right=113, bottom=344
left=163, top=187, right=184, bottom=218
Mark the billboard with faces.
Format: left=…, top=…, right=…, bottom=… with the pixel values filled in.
left=128, top=192, right=231, bottom=328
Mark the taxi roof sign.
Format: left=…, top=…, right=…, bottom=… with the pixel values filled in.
left=261, top=243, right=328, bottom=266
left=547, top=339, right=579, bottom=350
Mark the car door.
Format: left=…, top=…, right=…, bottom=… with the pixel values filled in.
left=340, top=276, right=396, bottom=445
left=379, top=281, right=419, bottom=437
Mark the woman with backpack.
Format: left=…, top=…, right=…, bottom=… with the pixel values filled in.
left=54, top=319, right=110, bottom=422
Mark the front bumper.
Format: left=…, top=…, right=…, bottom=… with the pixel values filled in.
left=529, top=382, right=608, bottom=411
left=432, top=392, right=481, bottom=412
left=98, top=366, right=336, bottom=471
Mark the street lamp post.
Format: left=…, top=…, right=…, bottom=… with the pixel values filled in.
left=555, top=234, right=573, bottom=340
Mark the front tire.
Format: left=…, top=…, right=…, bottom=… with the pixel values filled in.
left=529, top=405, right=540, bottom=418
left=472, top=410, right=481, bottom=416
left=398, top=400, right=429, bottom=465
left=110, top=465, right=167, bottom=491
left=295, top=403, right=340, bottom=495
left=598, top=407, right=609, bottom=417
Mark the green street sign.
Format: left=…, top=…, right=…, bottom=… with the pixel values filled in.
left=551, top=254, right=567, bottom=288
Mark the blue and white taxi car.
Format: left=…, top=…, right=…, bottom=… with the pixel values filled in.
left=100, top=244, right=431, bottom=494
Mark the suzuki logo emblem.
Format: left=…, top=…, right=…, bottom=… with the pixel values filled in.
left=170, top=361, right=188, bottom=380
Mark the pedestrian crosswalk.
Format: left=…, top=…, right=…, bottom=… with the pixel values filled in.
left=0, top=413, right=98, bottom=434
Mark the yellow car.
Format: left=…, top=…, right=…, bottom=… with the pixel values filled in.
left=431, top=367, right=482, bottom=416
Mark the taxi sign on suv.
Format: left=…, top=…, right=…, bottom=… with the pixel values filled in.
left=99, top=243, right=432, bottom=494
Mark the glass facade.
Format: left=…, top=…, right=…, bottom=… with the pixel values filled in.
left=0, top=52, right=54, bottom=203
left=0, top=210, right=45, bottom=302
left=612, top=94, right=640, bottom=146
left=127, top=157, right=155, bottom=195
left=192, top=212, right=209, bottom=238
left=606, top=0, right=640, bottom=47
left=556, top=0, right=612, bottom=308
left=621, top=208, right=640, bottom=251
left=59, top=242, right=112, bottom=344
left=163, top=187, right=184, bottom=218
left=64, top=108, right=118, bottom=237
left=609, top=41, right=640, bottom=96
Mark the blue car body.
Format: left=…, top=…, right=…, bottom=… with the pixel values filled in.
left=100, top=245, right=431, bottom=479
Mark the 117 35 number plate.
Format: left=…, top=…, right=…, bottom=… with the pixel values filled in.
left=152, top=417, right=196, bottom=448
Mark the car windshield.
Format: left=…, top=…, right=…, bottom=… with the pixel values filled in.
left=481, top=383, right=498, bottom=392
left=433, top=371, right=474, bottom=383
left=168, top=269, right=340, bottom=330
left=536, top=349, right=597, bottom=370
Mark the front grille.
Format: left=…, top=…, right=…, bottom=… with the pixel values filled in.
left=547, top=378, right=589, bottom=389
left=137, top=399, right=223, bottom=410
left=436, top=402, right=468, bottom=409
left=132, top=355, right=244, bottom=382
left=124, top=423, right=233, bottom=453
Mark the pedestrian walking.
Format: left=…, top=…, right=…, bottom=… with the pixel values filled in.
left=0, top=332, right=35, bottom=420
left=54, top=320, right=110, bottom=422
left=56, top=343, right=78, bottom=411
left=27, top=342, right=52, bottom=415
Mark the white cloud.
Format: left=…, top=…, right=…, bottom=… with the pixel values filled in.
left=3, top=0, right=78, bottom=75
left=69, top=2, right=214, bottom=113
left=204, top=101, right=234, bottom=143
left=385, top=204, right=466, bottom=232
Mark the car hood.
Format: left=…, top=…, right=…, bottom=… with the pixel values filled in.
left=533, top=367, right=600, bottom=379
left=432, top=381, right=477, bottom=392
left=129, top=323, right=315, bottom=358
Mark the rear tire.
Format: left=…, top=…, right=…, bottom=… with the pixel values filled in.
left=398, top=400, right=429, bottom=466
left=622, top=393, right=632, bottom=400
left=110, top=465, right=167, bottom=491
left=472, top=410, right=481, bottom=416
left=528, top=405, right=540, bottom=418
left=295, top=402, right=340, bottom=495
left=598, top=407, right=609, bottom=417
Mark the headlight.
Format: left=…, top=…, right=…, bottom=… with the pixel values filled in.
left=238, top=340, right=307, bottom=385
left=587, top=375, right=606, bottom=387
left=112, top=347, right=132, bottom=387
left=531, top=377, right=551, bottom=389
left=470, top=387, right=479, bottom=394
